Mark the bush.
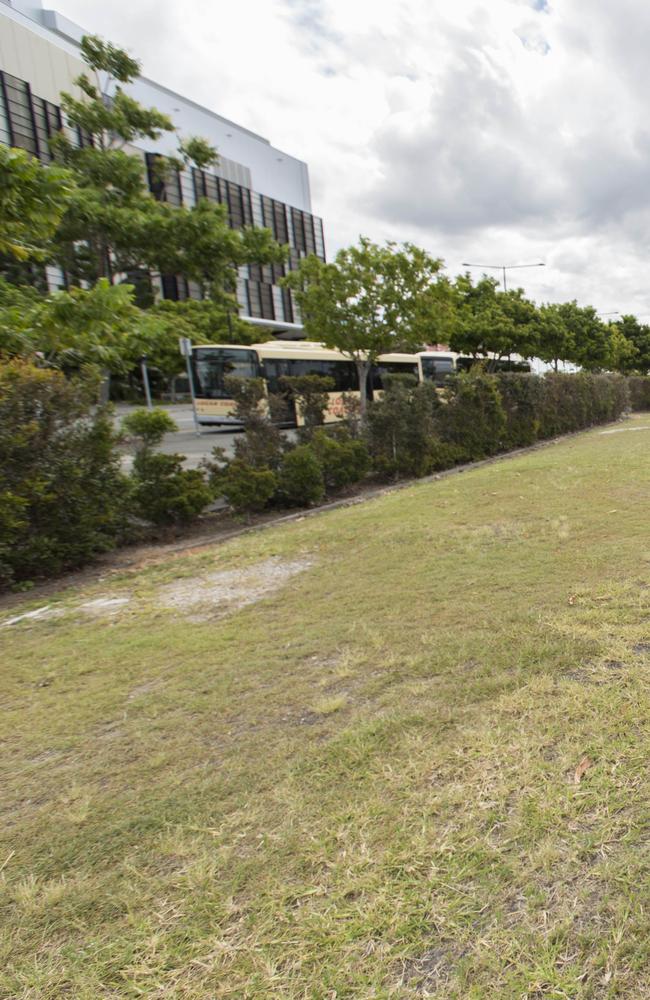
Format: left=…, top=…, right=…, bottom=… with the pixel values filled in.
left=494, top=373, right=543, bottom=449
left=129, top=451, right=212, bottom=527
left=367, top=375, right=441, bottom=479
left=536, top=373, right=628, bottom=438
left=121, top=407, right=177, bottom=448
left=309, top=428, right=370, bottom=489
left=0, top=360, right=127, bottom=586
left=225, top=375, right=284, bottom=469
left=437, top=369, right=507, bottom=462
left=215, top=459, right=277, bottom=514
left=279, top=374, right=334, bottom=437
left=277, top=445, right=325, bottom=507
left=627, top=376, right=650, bottom=411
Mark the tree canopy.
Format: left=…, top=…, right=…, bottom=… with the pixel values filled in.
left=285, top=238, right=448, bottom=413
left=0, top=146, right=73, bottom=262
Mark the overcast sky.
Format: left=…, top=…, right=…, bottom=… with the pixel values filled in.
left=54, top=0, right=650, bottom=316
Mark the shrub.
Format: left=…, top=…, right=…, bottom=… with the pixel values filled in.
left=277, top=445, right=325, bottom=507
left=537, top=373, right=628, bottom=438
left=130, top=451, right=212, bottom=527
left=366, top=375, right=441, bottom=479
left=279, top=374, right=334, bottom=437
left=225, top=375, right=284, bottom=469
left=628, top=376, right=650, bottom=411
left=494, top=373, right=543, bottom=448
left=121, top=407, right=177, bottom=448
left=309, top=428, right=370, bottom=489
left=437, top=370, right=507, bottom=461
left=215, top=459, right=277, bottom=514
left=0, top=360, right=127, bottom=585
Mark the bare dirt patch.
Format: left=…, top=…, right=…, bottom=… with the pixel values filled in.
left=156, top=556, right=313, bottom=621
left=77, top=597, right=131, bottom=617
left=1, top=596, right=131, bottom=628
left=1, top=605, right=65, bottom=627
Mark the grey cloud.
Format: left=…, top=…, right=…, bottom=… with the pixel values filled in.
left=361, top=46, right=556, bottom=234
left=359, top=9, right=650, bottom=247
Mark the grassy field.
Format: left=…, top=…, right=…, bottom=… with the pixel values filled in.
left=2, top=416, right=650, bottom=999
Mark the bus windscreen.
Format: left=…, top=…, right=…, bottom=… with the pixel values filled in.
left=192, top=348, right=259, bottom=398
left=420, top=356, right=454, bottom=381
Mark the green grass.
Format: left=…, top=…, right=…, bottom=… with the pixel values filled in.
left=2, top=416, right=650, bottom=998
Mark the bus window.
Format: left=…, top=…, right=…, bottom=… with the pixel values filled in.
left=370, top=361, right=419, bottom=392
left=420, top=356, right=455, bottom=384
left=264, top=358, right=359, bottom=393
left=192, top=348, right=260, bottom=398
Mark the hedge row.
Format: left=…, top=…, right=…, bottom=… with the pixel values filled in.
left=1, top=363, right=648, bottom=587
left=217, top=371, right=635, bottom=511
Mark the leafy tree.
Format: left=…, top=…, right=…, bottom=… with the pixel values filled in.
left=0, top=279, right=42, bottom=357
left=52, top=33, right=286, bottom=316
left=26, top=279, right=142, bottom=373
left=535, top=302, right=574, bottom=371
left=52, top=35, right=175, bottom=285
left=450, top=274, right=538, bottom=366
left=0, top=146, right=73, bottom=262
left=147, top=197, right=285, bottom=301
left=610, top=315, right=650, bottom=373
left=554, top=301, right=610, bottom=371
left=284, top=237, right=447, bottom=416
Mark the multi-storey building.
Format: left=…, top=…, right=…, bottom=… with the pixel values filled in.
left=0, top=0, right=326, bottom=337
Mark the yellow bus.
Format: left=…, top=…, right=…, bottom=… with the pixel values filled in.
left=418, top=350, right=531, bottom=384
left=190, top=341, right=422, bottom=426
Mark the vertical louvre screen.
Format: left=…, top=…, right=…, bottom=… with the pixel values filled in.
left=1, top=72, right=38, bottom=155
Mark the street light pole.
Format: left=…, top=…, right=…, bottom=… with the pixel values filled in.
left=461, top=261, right=545, bottom=291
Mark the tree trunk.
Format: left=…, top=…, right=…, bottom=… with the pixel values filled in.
left=355, top=359, right=371, bottom=421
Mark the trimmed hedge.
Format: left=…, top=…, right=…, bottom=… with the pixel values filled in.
left=215, top=370, right=632, bottom=513
left=628, top=376, right=650, bottom=411
left=0, top=363, right=636, bottom=584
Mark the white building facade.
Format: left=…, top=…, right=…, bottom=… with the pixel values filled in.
left=0, top=0, right=326, bottom=335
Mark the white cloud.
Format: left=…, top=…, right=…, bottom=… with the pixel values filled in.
left=52, top=0, right=650, bottom=315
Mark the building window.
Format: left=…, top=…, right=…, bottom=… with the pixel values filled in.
left=273, top=201, right=289, bottom=244
left=31, top=95, right=62, bottom=163
left=281, top=286, right=294, bottom=323
left=259, top=281, right=274, bottom=320
left=146, top=152, right=183, bottom=205
left=246, top=279, right=261, bottom=317
left=161, top=274, right=189, bottom=301
left=0, top=72, right=38, bottom=156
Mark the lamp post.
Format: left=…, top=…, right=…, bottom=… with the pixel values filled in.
left=461, top=261, right=545, bottom=292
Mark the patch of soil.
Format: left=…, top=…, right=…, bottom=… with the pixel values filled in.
left=157, top=556, right=312, bottom=621
left=1, top=605, right=65, bottom=627
left=1, top=596, right=131, bottom=628
left=399, top=945, right=468, bottom=992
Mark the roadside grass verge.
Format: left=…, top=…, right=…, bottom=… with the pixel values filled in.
left=1, top=415, right=650, bottom=998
